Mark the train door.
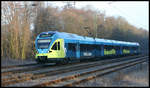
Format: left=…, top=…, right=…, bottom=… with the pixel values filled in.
left=58, top=39, right=65, bottom=58
left=51, top=42, right=58, bottom=58
left=67, top=43, right=76, bottom=58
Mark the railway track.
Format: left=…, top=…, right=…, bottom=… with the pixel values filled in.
left=1, top=55, right=144, bottom=74
left=63, top=58, right=148, bottom=87
left=1, top=55, right=144, bottom=70
left=32, top=56, right=148, bottom=87
left=1, top=55, right=144, bottom=80
left=1, top=55, right=148, bottom=87
left=1, top=63, right=37, bottom=69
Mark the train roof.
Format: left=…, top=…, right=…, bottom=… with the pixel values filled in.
left=39, top=31, right=140, bottom=46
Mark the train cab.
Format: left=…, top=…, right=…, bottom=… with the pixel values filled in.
left=35, top=31, right=66, bottom=63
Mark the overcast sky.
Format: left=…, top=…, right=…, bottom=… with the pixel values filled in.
left=46, top=1, right=149, bottom=31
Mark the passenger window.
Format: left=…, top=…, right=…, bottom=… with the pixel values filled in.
left=52, top=42, right=57, bottom=50
left=68, top=43, right=76, bottom=52
left=58, top=42, right=60, bottom=50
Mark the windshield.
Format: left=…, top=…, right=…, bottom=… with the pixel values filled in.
left=37, top=39, right=51, bottom=49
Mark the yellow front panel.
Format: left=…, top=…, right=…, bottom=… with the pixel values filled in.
left=35, top=39, right=66, bottom=59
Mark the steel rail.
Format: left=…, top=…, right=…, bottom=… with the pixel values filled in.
left=2, top=55, right=143, bottom=74
left=2, top=55, right=145, bottom=85
left=3, top=56, right=148, bottom=87
left=32, top=56, right=148, bottom=87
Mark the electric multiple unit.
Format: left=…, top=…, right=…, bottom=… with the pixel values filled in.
left=35, top=31, right=140, bottom=64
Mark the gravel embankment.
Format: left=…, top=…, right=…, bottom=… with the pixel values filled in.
left=75, top=61, right=149, bottom=87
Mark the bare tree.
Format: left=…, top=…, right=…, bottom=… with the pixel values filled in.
left=2, top=2, right=33, bottom=59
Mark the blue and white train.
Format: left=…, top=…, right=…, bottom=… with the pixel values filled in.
left=35, top=31, right=140, bottom=64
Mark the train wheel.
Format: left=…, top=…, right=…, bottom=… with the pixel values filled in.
left=62, top=58, right=69, bottom=65
left=55, top=62, right=61, bottom=65
left=55, top=59, right=68, bottom=65
left=36, top=61, right=42, bottom=64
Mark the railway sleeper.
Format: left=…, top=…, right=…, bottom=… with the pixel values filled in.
left=52, top=59, right=147, bottom=87
left=34, top=57, right=147, bottom=87
left=3, top=55, right=147, bottom=87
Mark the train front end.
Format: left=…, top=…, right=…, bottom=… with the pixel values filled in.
left=35, top=31, right=66, bottom=63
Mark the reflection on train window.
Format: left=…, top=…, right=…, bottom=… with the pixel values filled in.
left=52, top=42, right=57, bottom=50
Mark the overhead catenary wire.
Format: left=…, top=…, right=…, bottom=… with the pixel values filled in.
left=107, top=2, right=147, bottom=29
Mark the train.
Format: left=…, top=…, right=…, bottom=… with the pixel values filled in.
left=35, top=31, right=140, bottom=64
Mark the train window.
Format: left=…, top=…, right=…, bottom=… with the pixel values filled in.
left=40, top=33, right=54, bottom=38
left=52, top=42, right=57, bottom=50
left=68, top=43, right=76, bottom=52
left=37, top=39, right=51, bottom=49
left=58, top=42, right=60, bottom=50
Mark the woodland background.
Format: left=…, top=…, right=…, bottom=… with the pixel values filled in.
left=1, top=2, right=149, bottom=60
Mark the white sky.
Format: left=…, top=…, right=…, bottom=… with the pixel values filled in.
left=46, top=1, right=149, bottom=31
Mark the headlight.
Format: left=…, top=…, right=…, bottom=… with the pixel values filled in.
left=48, top=51, right=52, bottom=53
